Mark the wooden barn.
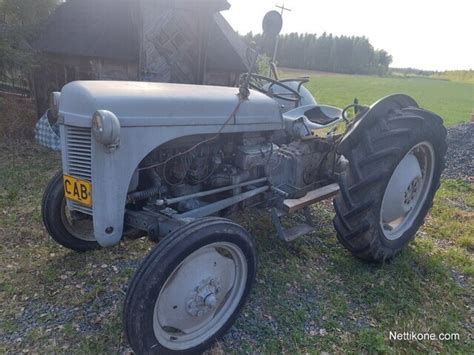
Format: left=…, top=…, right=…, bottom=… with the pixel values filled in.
left=31, top=0, right=250, bottom=115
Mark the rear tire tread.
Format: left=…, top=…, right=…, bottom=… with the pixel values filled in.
left=333, top=107, right=447, bottom=261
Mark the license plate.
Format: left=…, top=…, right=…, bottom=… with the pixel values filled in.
left=63, top=175, right=92, bottom=207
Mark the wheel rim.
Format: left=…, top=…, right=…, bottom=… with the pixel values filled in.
left=153, top=241, right=248, bottom=351
left=380, top=142, right=435, bottom=240
left=60, top=198, right=95, bottom=242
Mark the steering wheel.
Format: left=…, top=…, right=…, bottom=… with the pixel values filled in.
left=247, top=74, right=302, bottom=104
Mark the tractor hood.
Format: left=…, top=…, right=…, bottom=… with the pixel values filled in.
left=58, top=81, right=283, bottom=127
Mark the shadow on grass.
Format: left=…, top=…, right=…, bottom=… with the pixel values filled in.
left=224, top=204, right=472, bottom=353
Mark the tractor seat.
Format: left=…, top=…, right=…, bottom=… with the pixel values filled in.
left=283, top=104, right=343, bottom=128
left=303, top=105, right=341, bottom=125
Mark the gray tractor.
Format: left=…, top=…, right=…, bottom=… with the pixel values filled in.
left=41, top=11, right=446, bottom=354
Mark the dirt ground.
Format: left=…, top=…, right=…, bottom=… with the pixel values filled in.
left=0, top=132, right=472, bottom=353
left=0, top=93, right=38, bottom=140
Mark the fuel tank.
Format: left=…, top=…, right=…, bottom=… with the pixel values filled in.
left=59, top=81, right=283, bottom=128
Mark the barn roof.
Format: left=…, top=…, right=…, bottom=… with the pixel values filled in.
left=31, top=0, right=248, bottom=71
left=32, top=0, right=139, bottom=61
left=208, top=13, right=250, bottom=72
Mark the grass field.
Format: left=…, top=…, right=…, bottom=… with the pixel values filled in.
left=1, top=147, right=472, bottom=353
left=282, top=68, right=474, bottom=126
left=432, top=70, right=474, bottom=85
left=0, top=73, right=473, bottom=353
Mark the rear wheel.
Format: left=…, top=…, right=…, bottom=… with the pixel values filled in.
left=124, top=217, right=257, bottom=354
left=333, top=107, right=447, bottom=261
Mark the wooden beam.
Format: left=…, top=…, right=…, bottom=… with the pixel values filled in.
left=283, top=183, right=340, bottom=213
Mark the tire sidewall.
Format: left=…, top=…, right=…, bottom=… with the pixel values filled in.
left=125, top=221, right=256, bottom=354
left=333, top=107, right=447, bottom=261
left=375, top=128, right=444, bottom=249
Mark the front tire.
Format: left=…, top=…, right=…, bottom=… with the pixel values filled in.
left=41, top=171, right=100, bottom=252
left=333, top=107, right=447, bottom=261
left=124, top=217, right=257, bottom=354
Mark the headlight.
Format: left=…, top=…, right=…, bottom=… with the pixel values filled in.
left=92, top=110, right=121, bottom=149
left=48, top=92, right=61, bottom=123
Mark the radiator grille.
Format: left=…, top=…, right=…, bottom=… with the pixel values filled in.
left=65, top=126, right=93, bottom=215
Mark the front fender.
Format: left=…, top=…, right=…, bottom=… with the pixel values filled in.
left=91, top=123, right=284, bottom=247
left=91, top=125, right=231, bottom=247
left=338, top=94, right=419, bottom=154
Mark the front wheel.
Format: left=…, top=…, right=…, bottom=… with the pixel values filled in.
left=42, top=171, right=100, bottom=252
left=124, top=217, right=257, bottom=354
left=333, top=107, right=447, bottom=261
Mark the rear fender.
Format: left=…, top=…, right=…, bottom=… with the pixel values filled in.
left=338, top=94, right=419, bottom=155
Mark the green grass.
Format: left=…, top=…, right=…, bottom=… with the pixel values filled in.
left=0, top=140, right=472, bottom=353
left=281, top=68, right=474, bottom=126
left=432, top=70, right=474, bottom=85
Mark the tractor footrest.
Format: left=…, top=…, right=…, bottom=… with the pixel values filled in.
left=282, top=183, right=340, bottom=213
left=278, top=223, right=315, bottom=242
left=271, top=207, right=315, bottom=242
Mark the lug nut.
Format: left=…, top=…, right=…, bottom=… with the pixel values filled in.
left=205, top=294, right=217, bottom=308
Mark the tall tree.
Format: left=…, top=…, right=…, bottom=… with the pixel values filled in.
left=0, top=0, right=59, bottom=84
left=242, top=31, right=392, bottom=75
left=1, top=0, right=58, bottom=25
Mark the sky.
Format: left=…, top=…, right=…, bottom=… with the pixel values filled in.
left=222, top=0, right=474, bottom=71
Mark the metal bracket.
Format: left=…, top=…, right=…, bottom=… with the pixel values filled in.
left=271, top=207, right=316, bottom=242
left=124, top=209, right=160, bottom=241
left=124, top=208, right=187, bottom=241
left=180, top=185, right=269, bottom=218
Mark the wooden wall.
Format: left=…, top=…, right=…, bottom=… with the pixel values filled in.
left=32, top=2, right=245, bottom=116
left=138, top=2, right=200, bottom=83
left=33, top=54, right=138, bottom=116
left=137, top=1, right=240, bottom=86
